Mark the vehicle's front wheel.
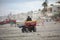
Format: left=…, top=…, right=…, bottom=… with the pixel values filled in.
left=22, top=27, right=28, bottom=33
left=21, top=28, right=25, bottom=33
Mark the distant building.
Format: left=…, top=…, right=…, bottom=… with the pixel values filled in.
left=52, top=4, right=60, bottom=14
left=52, top=1, right=60, bottom=15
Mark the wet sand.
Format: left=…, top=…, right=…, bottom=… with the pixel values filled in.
left=0, top=21, right=60, bottom=40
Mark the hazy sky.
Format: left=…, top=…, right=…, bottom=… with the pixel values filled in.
left=0, top=0, right=57, bottom=16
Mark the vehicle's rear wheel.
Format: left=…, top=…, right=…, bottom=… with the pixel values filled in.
left=32, top=26, right=36, bottom=32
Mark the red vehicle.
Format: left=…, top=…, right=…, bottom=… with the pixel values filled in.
left=0, top=21, right=4, bottom=25
left=0, top=19, right=16, bottom=25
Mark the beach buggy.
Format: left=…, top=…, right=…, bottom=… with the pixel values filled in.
left=17, top=16, right=37, bottom=33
